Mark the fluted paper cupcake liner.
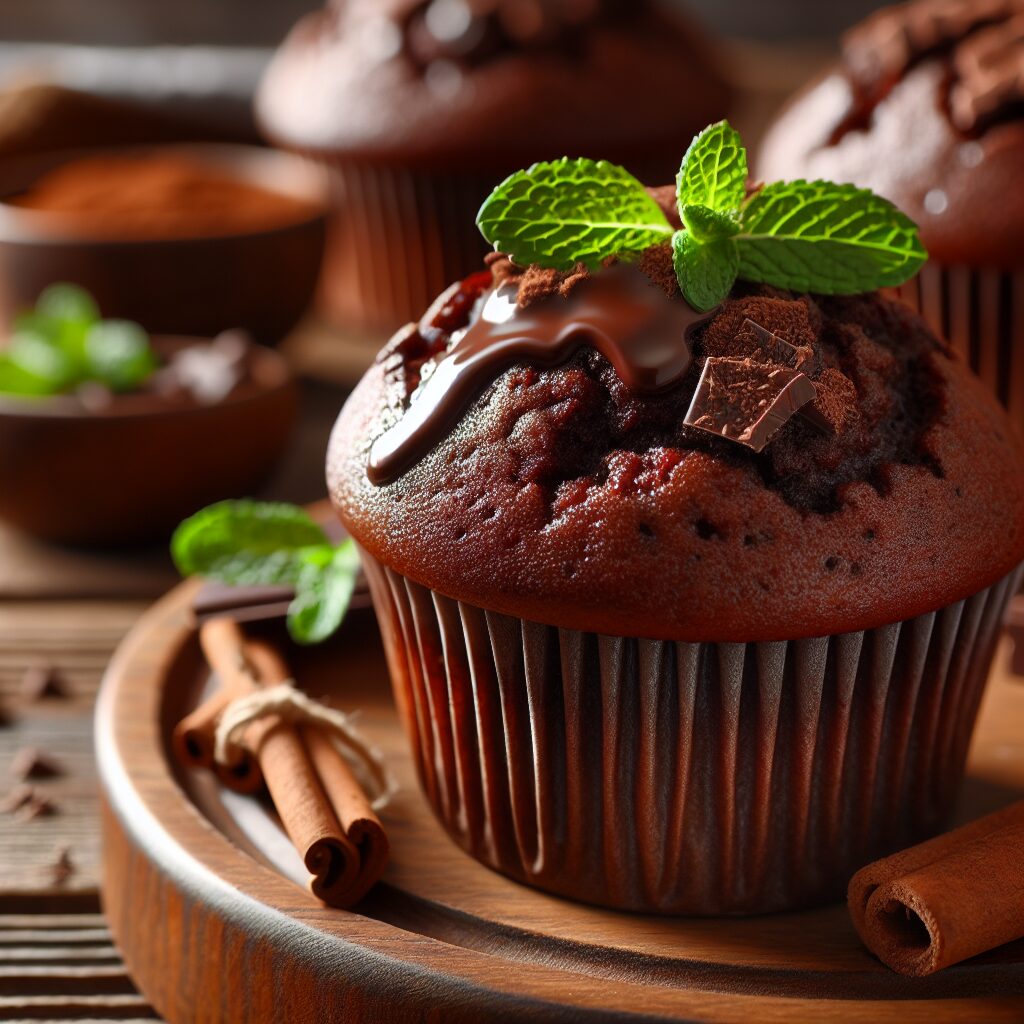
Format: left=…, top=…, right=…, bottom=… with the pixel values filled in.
left=314, top=161, right=494, bottom=332
left=362, top=553, right=1022, bottom=915
left=894, top=261, right=1024, bottom=429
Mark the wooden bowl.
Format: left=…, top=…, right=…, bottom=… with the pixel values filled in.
left=95, top=576, right=1024, bottom=1022
left=0, top=340, right=297, bottom=546
left=0, top=144, right=327, bottom=343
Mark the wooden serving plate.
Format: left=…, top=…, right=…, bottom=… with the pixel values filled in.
left=97, top=581, right=1024, bottom=1023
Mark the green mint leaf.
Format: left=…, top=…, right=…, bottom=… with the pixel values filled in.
left=672, top=230, right=738, bottom=312
left=8, top=330, right=77, bottom=391
left=36, top=283, right=99, bottom=326
left=287, top=541, right=361, bottom=645
left=735, top=180, right=928, bottom=293
left=0, top=354, right=54, bottom=396
left=171, top=500, right=331, bottom=587
left=84, top=320, right=156, bottom=392
left=681, top=204, right=738, bottom=243
left=476, top=157, right=672, bottom=271
left=676, top=121, right=748, bottom=215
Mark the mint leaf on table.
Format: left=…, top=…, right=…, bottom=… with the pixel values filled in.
left=732, top=180, right=927, bottom=293
left=287, top=542, right=361, bottom=645
left=172, top=500, right=332, bottom=586
left=172, top=500, right=362, bottom=645
left=84, top=320, right=157, bottom=392
left=672, top=231, right=739, bottom=312
left=676, top=120, right=747, bottom=214
left=476, top=157, right=673, bottom=271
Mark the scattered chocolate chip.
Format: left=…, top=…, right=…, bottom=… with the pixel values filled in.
left=19, top=663, right=69, bottom=701
left=16, top=792, right=56, bottom=821
left=9, top=746, right=62, bottom=781
left=1, top=783, right=36, bottom=814
left=50, top=846, right=74, bottom=885
left=684, top=357, right=818, bottom=453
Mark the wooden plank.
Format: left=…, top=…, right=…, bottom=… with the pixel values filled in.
left=0, top=992, right=158, bottom=1019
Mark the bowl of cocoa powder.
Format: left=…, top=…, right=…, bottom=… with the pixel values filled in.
left=0, top=144, right=327, bottom=343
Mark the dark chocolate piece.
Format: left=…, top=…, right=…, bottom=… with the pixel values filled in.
left=19, top=664, right=68, bottom=701
left=742, top=318, right=802, bottom=367
left=1, top=783, right=35, bottom=814
left=192, top=582, right=297, bottom=626
left=16, top=792, right=56, bottom=821
left=51, top=846, right=74, bottom=884
left=369, top=265, right=713, bottom=485
left=684, top=357, right=817, bottom=453
left=8, top=747, right=62, bottom=781
left=192, top=576, right=372, bottom=627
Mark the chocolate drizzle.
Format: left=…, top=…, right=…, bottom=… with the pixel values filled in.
left=368, top=264, right=711, bottom=485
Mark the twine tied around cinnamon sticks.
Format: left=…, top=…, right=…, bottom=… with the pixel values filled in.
left=173, top=618, right=393, bottom=909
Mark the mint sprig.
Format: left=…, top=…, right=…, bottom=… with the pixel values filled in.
left=676, top=121, right=747, bottom=214
left=171, top=500, right=361, bottom=645
left=0, top=283, right=158, bottom=398
left=475, top=121, right=927, bottom=311
left=476, top=157, right=673, bottom=271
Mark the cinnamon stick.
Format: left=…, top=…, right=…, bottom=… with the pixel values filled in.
left=171, top=619, right=263, bottom=792
left=848, top=801, right=1024, bottom=975
left=174, top=618, right=390, bottom=907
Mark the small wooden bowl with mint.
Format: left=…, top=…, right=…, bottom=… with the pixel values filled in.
left=0, top=284, right=296, bottom=545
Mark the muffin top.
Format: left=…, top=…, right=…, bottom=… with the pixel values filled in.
left=256, top=0, right=729, bottom=172
left=757, top=0, right=1024, bottom=267
left=329, top=248, right=1024, bottom=643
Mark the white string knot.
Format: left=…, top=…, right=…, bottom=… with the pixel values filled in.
left=213, top=682, right=397, bottom=811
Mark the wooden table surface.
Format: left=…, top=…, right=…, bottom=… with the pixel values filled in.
left=0, top=366, right=356, bottom=1021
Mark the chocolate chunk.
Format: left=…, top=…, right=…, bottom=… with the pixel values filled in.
left=684, top=357, right=818, bottom=453
left=19, top=663, right=69, bottom=701
left=51, top=846, right=74, bottom=884
left=191, top=582, right=296, bottom=626
left=740, top=318, right=810, bottom=369
left=9, top=747, right=62, bottom=780
left=16, top=792, right=56, bottom=821
left=1, top=783, right=35, bottom=814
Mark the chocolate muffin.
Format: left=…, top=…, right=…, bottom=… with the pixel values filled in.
left=328, top=237, right=1024, bottom=914
left=757, top=0, right=1024, bottom=430
left=257, top=0, right=731, bottom=331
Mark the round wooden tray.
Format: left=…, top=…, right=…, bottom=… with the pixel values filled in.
left=96, top=581, right=1024, bottom=1023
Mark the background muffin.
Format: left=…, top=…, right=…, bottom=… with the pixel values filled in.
left=329, top=248, right=1024, bottom=913
left=757, top=0, right=1024, bottom=430
left=257, top=0, right=731, bottom=331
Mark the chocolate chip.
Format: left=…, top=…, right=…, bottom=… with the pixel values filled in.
left=1, top=783, right=35, bottom=814
left=16, top=792, right=56, bottom=821
left=50, top=846, right=74, bottom=885
left=20, top=663, right=69, bottom=701
left=9, top=747, right=62, bottom=781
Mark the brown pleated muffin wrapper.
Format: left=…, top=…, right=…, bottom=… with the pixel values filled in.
left=893, top=261, right=1024, bottom=432
left=315, top=161, right=494, bottom=332
left=361, top=551, right=1023, bottom=915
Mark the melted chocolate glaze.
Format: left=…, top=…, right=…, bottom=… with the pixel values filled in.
left=367, top=264, right=712, bottom=485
